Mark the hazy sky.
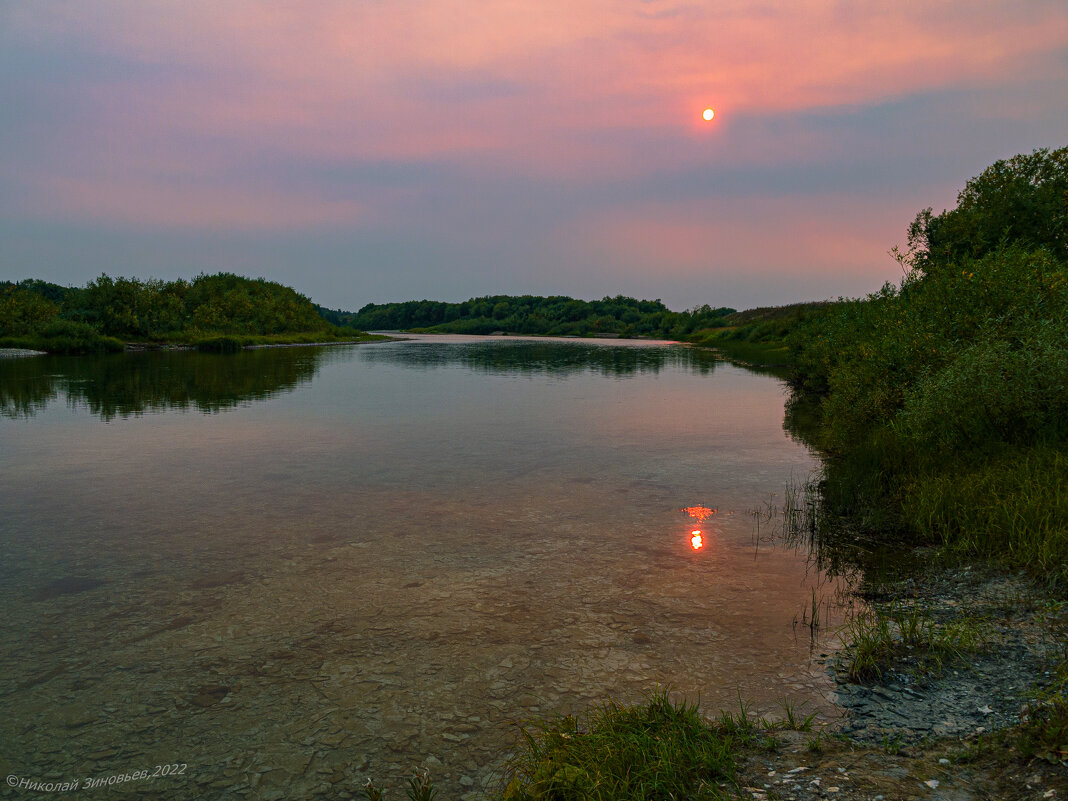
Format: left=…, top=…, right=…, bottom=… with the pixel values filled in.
left=2, top=1, right=1066, bottom=311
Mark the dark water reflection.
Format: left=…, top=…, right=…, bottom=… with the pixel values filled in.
left=0, top=336, right=843, bottom=801
left=0, top=338, right=721, bottom=421
left=359, top=336, right=719, bottom=377
left=0, top=348, right=321, bottom=420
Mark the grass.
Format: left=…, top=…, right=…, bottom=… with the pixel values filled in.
left=358, top=693, right=814, bottom=801
left=686, top=328, right=793, bottom=370
left=691, top=332, right=792, bottom=366
left=1014, top=661, right=1068, bottom=764
left=500, top=690, right=738, bottom=801
left=901, top=447, right=1068, bottom=588
left=806, top=730, right=824, bottom=753
left=363, top=772, right=439, bottom=801
left=777, top=698, right=817, bottom=732
left=358, top=692, right=769, bottom=801
left=840, top=603, right=989, bottom=683
left=685, top=302, right=825, bottom=367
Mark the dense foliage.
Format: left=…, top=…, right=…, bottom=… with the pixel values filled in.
left=345, top=294, right=735, bottom=339
left=903, top=146, right=1067, bottom=272
left=787, top=146, right=1068, bottom=583
left=0, top=272, right=360, bottom=353
left=688, top=303, right=826, bottom=367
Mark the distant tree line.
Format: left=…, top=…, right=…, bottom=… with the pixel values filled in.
left=337, top=294, right=736, bottom=338
left=1, top=273, right=347, bottom=352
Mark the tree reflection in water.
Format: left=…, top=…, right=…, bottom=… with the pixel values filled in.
left=0, top=348, right=323, bottom=421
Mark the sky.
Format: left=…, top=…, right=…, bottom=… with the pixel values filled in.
left=2, top=1, right=1066, bottom=312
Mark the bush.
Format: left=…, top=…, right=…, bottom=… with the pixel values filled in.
left=787, top=148, right=1068, bottom=582
left=897, top=320, right=1068, bottom=453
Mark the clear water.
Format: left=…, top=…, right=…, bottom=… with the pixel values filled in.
left=0, top=336, right=841, bottom=799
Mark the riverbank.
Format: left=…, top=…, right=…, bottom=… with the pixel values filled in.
left=730, top=560, right=1067, bottom=801
left=0, top=331, right=392, bottom=355
left=125, top=331, right=392, bottom=352
left=0, top=347, right=48, bottom=358
left=720, top=151, right=1068, bottom=797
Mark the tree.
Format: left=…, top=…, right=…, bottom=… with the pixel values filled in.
left=0, top=286, right=59, bottom=335
left=903, top=146, right=1067, bottom=273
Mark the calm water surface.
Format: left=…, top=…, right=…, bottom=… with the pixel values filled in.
left=0, top=336, right=842, bottom=799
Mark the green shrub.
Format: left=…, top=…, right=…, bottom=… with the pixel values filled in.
left=786, top=148, right=1068, bottom=582
left=897, top=320, right=1068, bottom=453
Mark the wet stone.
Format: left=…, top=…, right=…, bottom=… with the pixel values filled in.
left=190, top=685, right=231, bottom=707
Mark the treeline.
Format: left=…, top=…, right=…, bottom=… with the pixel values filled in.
left=786, top=146, right=1068, bottom=583
left=1, top=273, right=366, bottom=353
left=342, top=294, right=736, bottom=338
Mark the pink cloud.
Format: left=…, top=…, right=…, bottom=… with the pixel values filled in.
left=5, top=0, right=1065, bottom=264
left=11, top=1, right=1066, bottom=164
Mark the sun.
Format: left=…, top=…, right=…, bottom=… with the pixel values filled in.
left=702, top=108, right=715, bottom=121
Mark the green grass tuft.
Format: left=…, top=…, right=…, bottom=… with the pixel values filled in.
left=840, top=604, right=989, bottom=683
left=501, top=690, right=737, bottom=801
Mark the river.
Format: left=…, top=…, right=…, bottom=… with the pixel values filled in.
left=0, top=335, right=844, bottom=800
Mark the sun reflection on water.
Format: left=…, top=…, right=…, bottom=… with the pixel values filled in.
left=682, top=505, right=716, bottom=522
left=683, top=505, right=717, bottom=550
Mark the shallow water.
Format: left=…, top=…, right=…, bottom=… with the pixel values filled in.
left=0, top=336, right=843, bottom=799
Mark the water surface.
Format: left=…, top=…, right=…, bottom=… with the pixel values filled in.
left=0, top=336, right=840, bottom=799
